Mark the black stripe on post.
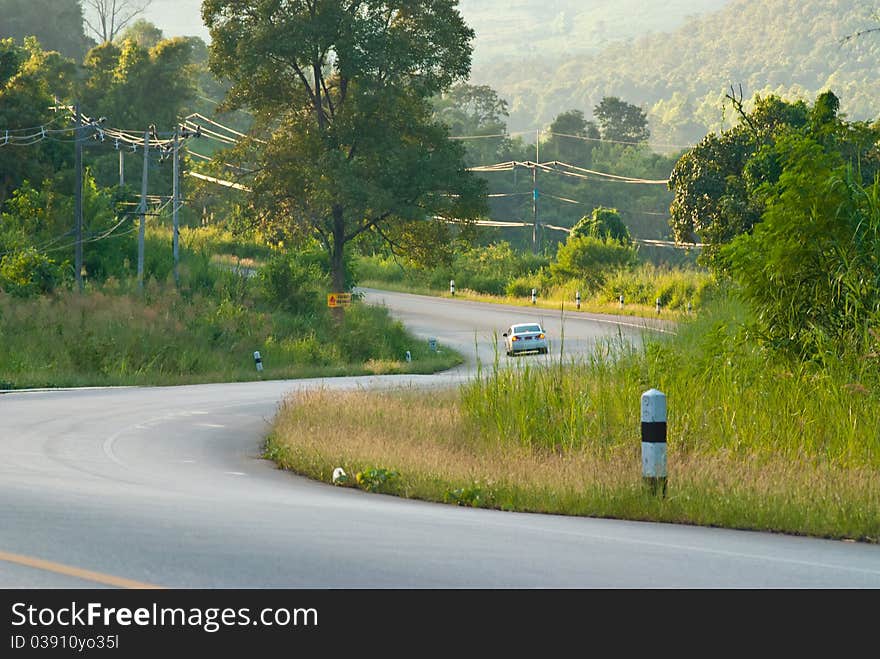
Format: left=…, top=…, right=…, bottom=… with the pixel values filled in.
left=641, top=421, right=667, bottom=444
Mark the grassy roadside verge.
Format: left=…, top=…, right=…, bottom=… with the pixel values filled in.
left=358, top=278, right=686, bottom=321
left=265, top=298, right=880, bottom=543
left=0, top=286, right=461, bottom=389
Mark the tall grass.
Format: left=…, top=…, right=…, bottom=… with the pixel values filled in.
left=463, top=297, right=879, bottom=467
left=0, top=280, right=460, bottom=389
left=357, top=251, right=717, bottom=317
left=267, top=294, right=880, bottom=541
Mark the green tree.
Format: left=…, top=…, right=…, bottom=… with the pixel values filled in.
left=593, top=96, right=650, bottom=143
left=570, top=206, right=631, bottom=244
left=722, top=131, right=880, bottom=359
left=80, top=36, right=196, bottom=130
left=432, top=83, right=511, bottom=166
left=0, top=0, right=93, bottom=60
left=0, top=38, right=76, bottom=205
left=544, top=109, right=600, bottom=167
left=118, top=19, right=164, bottom=50
left=202, top=0, right=487, bottom=293
left=550, top=234, right=637, bottom=291
left=668, top=91, right=878, bottom=271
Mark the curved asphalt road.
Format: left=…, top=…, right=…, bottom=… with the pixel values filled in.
left=0, top=290, right=878, bottom=588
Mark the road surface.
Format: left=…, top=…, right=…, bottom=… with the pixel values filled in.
left=0, top=290, right=877, bottom=587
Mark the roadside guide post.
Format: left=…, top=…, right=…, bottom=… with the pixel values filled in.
left=253, top=351, right=264, bottom=373
left=575, top=290, right=581, bottom=310
left=619, top=294, right=624, bottom=309
left=641, top=389, right=667, bottom=497
left=450, top=280, right=455, bottom=296
left=531, top=288, right=537, bottom=305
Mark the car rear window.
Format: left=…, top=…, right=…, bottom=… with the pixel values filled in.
left=515, top=324, right=542, bottom=333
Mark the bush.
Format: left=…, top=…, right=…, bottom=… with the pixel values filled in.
left=550, top=235, right=638, bottom=291
left=0, top=248, right=67, bottom=297
left=722, top=133, right=880, bottom=358
left=257, top=251, right=329, bottom=315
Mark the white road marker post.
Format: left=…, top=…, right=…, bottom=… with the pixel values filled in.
left=619, top=294, right=624, bottom=309
left=405, top=350, right=412, bottom=363
left=253, top=351, right=264, bottom=372
left=575, top=290, right=581, bottom=310
left=641, top=389, right=667, bottom=497
left=450, top=279, right=455, bottom=296
left=531, top=288, right=537, bottom=305
left=656, top=297, right=661, bottom=315
left=687, top=301, right=693, bottom=315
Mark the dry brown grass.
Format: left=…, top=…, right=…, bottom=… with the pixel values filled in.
left=267, top=387, right=880, bottom=540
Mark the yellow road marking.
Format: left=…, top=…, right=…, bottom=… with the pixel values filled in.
left=0, top=551, right=163, bottom=589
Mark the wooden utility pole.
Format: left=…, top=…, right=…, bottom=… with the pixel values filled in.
left=172, top=126, right=180, bottom=287
left=532, top=128, right=539, bottom=255
left=74, top=103, right=84, bottom=293
left=137, top=130, right=149, bottom=293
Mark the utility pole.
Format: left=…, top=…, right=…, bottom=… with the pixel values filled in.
left=172, top=126, right=180, bottom=287
left=119, top=150, right=124, bottom=187
left=74, top=103, right=83, bottom=293
left=138, top=130, right=149, bottom=293
left=532, top=128, right=539, bottom=255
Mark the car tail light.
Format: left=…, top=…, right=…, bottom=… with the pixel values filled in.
left=538, top=333, right=545, bottom=339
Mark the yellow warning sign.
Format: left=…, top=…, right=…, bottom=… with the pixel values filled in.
left=327, top=293, right=352, bottom=308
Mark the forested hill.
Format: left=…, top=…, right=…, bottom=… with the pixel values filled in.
left=458, top=0, right=729, bottom=66
left=471, top=0, right=880, bottom=146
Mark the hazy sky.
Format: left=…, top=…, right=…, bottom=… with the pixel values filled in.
left=142, top=0, right=209, bottom=41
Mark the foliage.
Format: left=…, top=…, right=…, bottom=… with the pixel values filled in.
left=118, top=18, right=165, bottom=50
left=461, top=295, right=880, bottom=470
left=599, top=264, right=716, bottom=311
left=356, top=242, right=549, bottom=296
left=0, top=247, right=65, bottom=296
left=355, top=467, right=400, bottom=493
left=593, top=96, right=650, bottom=143
left=0, top=0, right=93, bottom=60
left=570, top=206, right=631, bottom=243
left=722, top=132, right=880, bottom=360
left=202, top=0, right=488, bottom=292
left=472, top=0, right=880, bottom=146
left=668, top=91, right=879, bottom=270
left=543, top=109, right=601, bottom=167
left=549, top=235, right=638, bottom=291
left=257, top=250, right=329, bottom=316
left=80, top=36, right=196, bottom=132
left=443, top=484, right=487, bottom=507
left=0, top=38, right=76, bottom=204
left=433, top=82, right=512, bottom=166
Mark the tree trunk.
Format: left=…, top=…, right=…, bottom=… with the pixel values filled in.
left=330, top=205, right=346, bottom=293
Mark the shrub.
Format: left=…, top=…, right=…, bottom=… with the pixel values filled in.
left=258, top=251, right=329, bottom=315
left=0, top=248, right=67, bottom=297
left=550, top=235, right=638, bottom=291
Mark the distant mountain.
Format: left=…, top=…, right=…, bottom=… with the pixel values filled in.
left=471, top=0, right=880, bottom=145
left=459, top=0, right=729, bottom=66
left=143, top=0, right=730, bottom=55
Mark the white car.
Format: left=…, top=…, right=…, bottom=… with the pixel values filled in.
left=503, top=323, right=548, bottom=356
